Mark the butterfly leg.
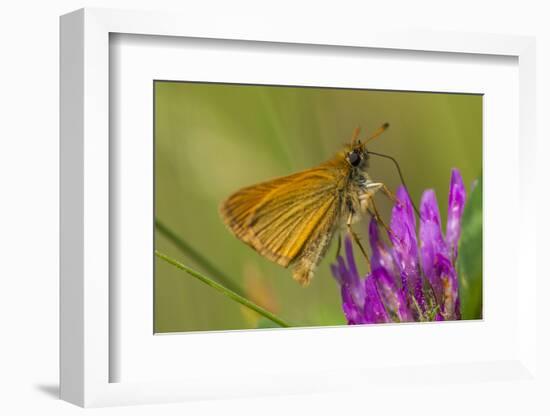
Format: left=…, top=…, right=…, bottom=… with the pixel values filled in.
left=362, top=182, right=398, bottom=239
left=379, top=182, right=421, bottom=220
left=380, top=183, right=397, bottom=203
left=365, top=194, right=397, bottom=241
left=346, top=212, right=370, bottom=267
left=335, top=233, right=342, bottom=259
left=381, top=183, right=422, bottom=220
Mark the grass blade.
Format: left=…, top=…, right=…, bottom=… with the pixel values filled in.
left=155, top=219, right=242, bottom=294
left=155, top=250, right=291, bottom=328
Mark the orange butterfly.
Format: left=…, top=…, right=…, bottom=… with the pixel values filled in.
left=220, top=124, right=394, bottom=286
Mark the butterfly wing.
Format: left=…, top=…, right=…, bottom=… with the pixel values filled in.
left=220, top=165, right=344, bottom=271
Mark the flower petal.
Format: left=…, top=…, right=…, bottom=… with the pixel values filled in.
left=341, top=284, right=368, bottom=324
left=389, top=186, right=424, bottom=311
left=446, top=168, right=466, bottom=262
left=419, top=189, right=447, bottom=302
left=369, top=219, right=398, bottom=281
left=371, top=268, right=414, bottom=322
left=330, top=257, right=346, bottom=285
left=363, top=276, right=391, bottom=323
left=331, top=237, right=367, bottom=324
left=389, top=186, right=417, bottom=251
left=434, top=253, right=460, bottom=320
left=343, top=237, right=366, bottom=308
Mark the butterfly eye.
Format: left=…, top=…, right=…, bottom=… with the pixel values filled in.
left=348, top=151, right=361, bottom=167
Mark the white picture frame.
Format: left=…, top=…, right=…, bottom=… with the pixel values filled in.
left=60, top=7, right=538, bottom=408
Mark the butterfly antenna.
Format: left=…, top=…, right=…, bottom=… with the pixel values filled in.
left=364, top=122, right=390, bottom=144
left=350, top=127, right=361, bottom=146
left=368, top=151, right=421, bottom=219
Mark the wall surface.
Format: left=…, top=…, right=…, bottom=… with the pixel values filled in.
left=1, top=1, right=548, bottom=414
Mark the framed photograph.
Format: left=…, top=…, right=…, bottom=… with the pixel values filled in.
left=153, top=80, right=482, bottom=333
left=60, top=8, right=538, bottom=407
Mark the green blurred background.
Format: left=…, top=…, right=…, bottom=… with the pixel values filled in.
left=154, top=81, right=482, bottom=333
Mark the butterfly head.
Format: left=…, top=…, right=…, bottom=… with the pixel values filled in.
left=346, top=122, right=389, bottom=168
left=346, top=144, right=369, bottom=168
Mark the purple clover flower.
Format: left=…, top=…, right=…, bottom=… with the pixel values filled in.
left=331, top=169, right=466, bottom=324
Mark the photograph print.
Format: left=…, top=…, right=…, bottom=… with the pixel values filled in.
left=154, top=81, right=482, bottom=333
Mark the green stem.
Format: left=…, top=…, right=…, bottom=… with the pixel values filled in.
left=155, top=219, right=242, bottom=294
left=155, top=250, right=291, bottom=328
